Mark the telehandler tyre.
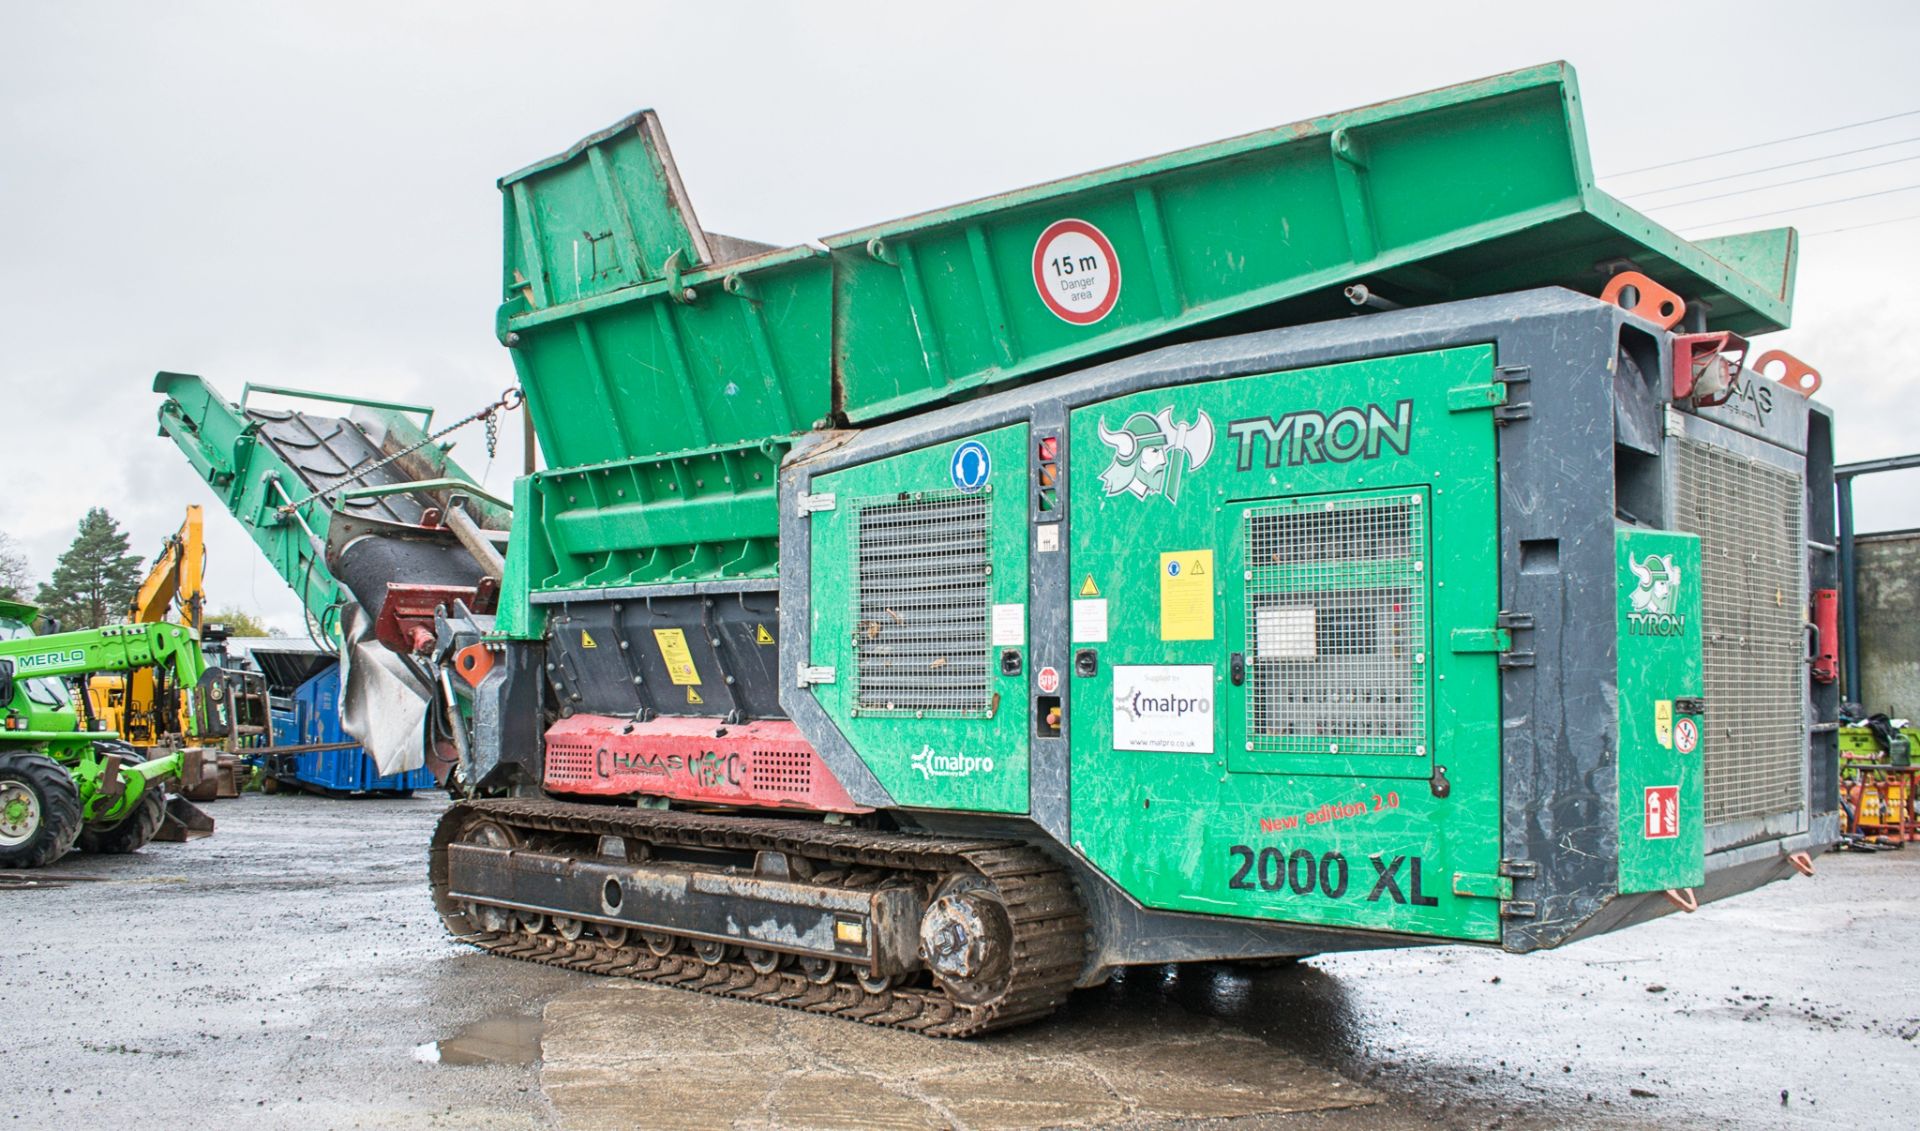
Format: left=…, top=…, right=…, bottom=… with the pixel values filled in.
left=0, top=750, right=83, bottom=868
left=77, top=783, right=167, bottom=855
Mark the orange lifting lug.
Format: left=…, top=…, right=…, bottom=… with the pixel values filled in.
left=1754, top=349, right=1823, bottom=397
left=1600, top=270, right=1687, bottom=330
left=1671, top=330, right=1749, bottom=407
left=455, top=643, right=496, bottom=688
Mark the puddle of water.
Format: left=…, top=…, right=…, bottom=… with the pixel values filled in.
left=414, top=1012, right=544, bottom=1067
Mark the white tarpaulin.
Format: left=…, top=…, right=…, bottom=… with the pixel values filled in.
left=337, top=604, right=429, bottom=775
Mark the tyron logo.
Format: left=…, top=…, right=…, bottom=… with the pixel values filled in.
left=1095, top=408, right=1214, bottom=504
left=1626, top=552, right=1687, bottom=636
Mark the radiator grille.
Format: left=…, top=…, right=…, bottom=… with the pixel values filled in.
left=1244, top=491, right=1428, bottom=755
left=1674, top=439, right=1805, bottom=828
left=852, top=490, right=991, bottom=717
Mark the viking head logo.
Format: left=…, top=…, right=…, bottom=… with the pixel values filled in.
left=1629, top=553, right=1681, bottom=616
left=1096, top=408, right=1214, bottom=504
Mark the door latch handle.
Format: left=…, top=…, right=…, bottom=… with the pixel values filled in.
left=1230, top=652, right=1245, bottom=686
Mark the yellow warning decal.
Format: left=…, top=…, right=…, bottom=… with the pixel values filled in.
left=652, top=628, right=702, bottom=685
left=1078, top=575, right=1100, bottom=597
left=1159, top=550, right=1214, bottom=641
left=580, top=629, right=598, bottom=649
left=1654, top=699, right=1673, bottom=749
left=686, top=686, right=704, bottom=705
left=754, top=624, right=775, bottom=646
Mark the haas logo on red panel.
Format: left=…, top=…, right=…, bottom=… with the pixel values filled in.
left=1644, top=785, right=1680, bottom=839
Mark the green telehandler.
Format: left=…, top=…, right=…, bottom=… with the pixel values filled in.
left=0, top=597, right=253, bottom=868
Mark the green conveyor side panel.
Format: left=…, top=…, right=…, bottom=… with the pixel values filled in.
left=498, top=62, right=1798, bottom=479
left=152, top=372, right=502, bottom=643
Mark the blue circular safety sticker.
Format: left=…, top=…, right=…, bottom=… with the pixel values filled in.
left=1166, top=560, right=1181, bottom=577
left=951, top=441, right=991, bottom=492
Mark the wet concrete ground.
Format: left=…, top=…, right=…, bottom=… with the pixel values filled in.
left=4, top=794, right=1914, bottom=1130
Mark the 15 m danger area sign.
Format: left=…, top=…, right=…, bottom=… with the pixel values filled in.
left=1033, top=218, right=1120, bottom=325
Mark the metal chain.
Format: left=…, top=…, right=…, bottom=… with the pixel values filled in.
left=276, top=386, right=524, bottom=515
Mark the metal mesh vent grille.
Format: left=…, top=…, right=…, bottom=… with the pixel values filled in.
left=1244, top=492, right=1428, bottom=755
left=852, top=490, right=991, bottom=717
left=747, top=749, right=814, bottom=795
left=544, top=739, right=594, bottom=783
left=1674, top=439, right=1805, bottom=828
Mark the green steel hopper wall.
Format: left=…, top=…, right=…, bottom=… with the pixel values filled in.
left=497, top=62, right=1799, bottom=609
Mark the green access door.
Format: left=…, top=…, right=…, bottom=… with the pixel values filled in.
left=1066, top=345, right=1506, bottom=941
left=807, top=424, right=1032, bottom=814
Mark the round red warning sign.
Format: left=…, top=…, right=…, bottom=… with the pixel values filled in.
left=1674, top=716, right=1699, bottom=755
left=1032, top=219, right=1121, bottom=325
left=1037, top=665, right=1061, bottom=694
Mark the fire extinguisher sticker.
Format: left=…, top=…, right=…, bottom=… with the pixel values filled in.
left=1644, top=785, right=1680, bottom=839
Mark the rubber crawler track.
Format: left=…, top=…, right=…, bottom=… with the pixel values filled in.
left=430, top=798, right=1087, bottom=1037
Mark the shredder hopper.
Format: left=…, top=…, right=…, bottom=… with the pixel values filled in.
left=495, top=61, right=1797, bottom=619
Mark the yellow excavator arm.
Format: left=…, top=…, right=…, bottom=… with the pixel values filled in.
left=88, top=506, right=207, bottom=744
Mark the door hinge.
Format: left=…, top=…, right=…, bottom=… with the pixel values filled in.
left=796, top=492, right=836, bottom=516
left=1452, top=871, right=1515, bottom=901
left=1450, top=627, right=1512, bottom=653
left=1496, top=610, right=1535, bottom=669
left=796, top=664, right=836, bottom=688
left=1494, top=859, right=1538, bottom=919
left=1447, top=382, right=1508, bottom=412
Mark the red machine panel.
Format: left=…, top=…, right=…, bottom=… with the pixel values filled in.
left=542, top=714, right=870, bottom=814
left=1810, top=587, right=1839, bottom=685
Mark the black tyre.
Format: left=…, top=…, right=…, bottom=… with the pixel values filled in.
left=76, top=782, right=167, bottom=855
left=0, top=750, right=83, bottom=869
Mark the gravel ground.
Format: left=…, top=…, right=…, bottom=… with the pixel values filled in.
left=4, top=794, right=1912, bottom=1130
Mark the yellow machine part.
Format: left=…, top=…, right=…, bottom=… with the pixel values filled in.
left=88, top=506, right=204, bottom=743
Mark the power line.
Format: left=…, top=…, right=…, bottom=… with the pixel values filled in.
left=1806, top=211, right=1920, bottom=237
left=1621, top=135, right=1920, bottom=198
left=1605, top=109, right=1920, bottom=177
left=1646, top=153, right=1920, bottom=210
left=1685, top=182, right=1920, bottom=229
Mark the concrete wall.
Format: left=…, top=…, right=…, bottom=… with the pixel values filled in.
left=1857, top=530, right=1920, bottom=715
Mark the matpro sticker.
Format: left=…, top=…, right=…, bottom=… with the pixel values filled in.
left=1112, top=664, right=1214, bottom=754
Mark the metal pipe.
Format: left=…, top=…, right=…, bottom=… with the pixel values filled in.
left=1832, top=452, right=1920, bottom=707
left=1836, top=473, right=1858, bottom=706
left=444, top=496, right=507, bottom=581
left=1344, top=284, right=1401, bottom=311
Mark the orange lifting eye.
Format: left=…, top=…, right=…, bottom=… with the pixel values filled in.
left=455, top=643, right=496, bottom=687
left=1600, top=270, right=1687, bottom=331
left=1753, top=349, right=1822, bottom=397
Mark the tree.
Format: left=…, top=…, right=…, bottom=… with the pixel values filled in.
left=34, top=508, right=143, bottom=630
left=206, top=607, right=277, bottom=638
left=0, top=533, right=31, bottom=602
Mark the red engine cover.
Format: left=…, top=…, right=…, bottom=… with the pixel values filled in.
left=542, top=714, right=870, bottom=814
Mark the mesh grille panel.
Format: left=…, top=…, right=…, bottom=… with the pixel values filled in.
left=1244, top=492, right=1428, bottom=755
left=747, top=749, right=814, bottom=795
left=545, top=739, right=594, bottom=783
left=1674, top=439, right=1805, bottom=828
left=853, top=490, right=991, bottom=717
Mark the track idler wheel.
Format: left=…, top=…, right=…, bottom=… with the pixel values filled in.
left=919, top=877, right=1015, bottom=1005
left=457, top=820, right=517, bottom=934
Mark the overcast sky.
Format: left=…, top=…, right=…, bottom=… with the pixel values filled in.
left=3, top=2, right=1917, bottom=633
